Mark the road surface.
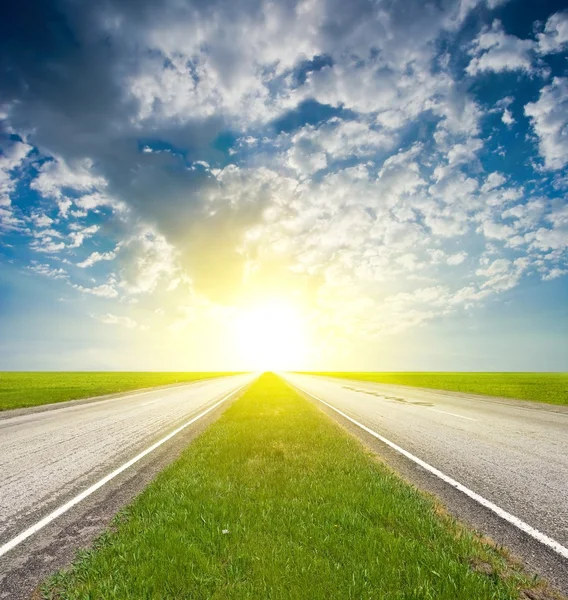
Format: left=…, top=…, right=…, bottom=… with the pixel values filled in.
left=0, top=373, right=255, bottom=598
left=283, top=373, right=568, bottom=593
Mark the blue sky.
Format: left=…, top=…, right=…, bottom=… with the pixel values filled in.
left=0, top=0, right=567, bottom=370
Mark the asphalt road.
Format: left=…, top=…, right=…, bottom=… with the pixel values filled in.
left=0, top=373, right=255, bottom=598
left=283, top=373, right=568, bottom=593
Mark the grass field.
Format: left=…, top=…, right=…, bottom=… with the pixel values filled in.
left=0, top=372, right=230, bottom=411
left=313, top=372, right=568, bottom=406
left=43, top=374, right=543, bottom=600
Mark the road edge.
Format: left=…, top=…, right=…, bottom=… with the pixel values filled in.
left=0, top=375, right=238, bottom=420
left=285, top=377, right=568, bottom=597
left=0, top=382, right=252, bottom=600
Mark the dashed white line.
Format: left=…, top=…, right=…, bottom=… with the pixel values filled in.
left=428, top=408, right=476, bottom=421
left=0, top=382, right=249, bottom=559
left=293, top=383, right=568, bottom=561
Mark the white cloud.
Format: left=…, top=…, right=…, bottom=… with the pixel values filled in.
left=529, top=227, right=568, bottom=251
left=446, top=137, right=483, bottom=166
left=476, top=257, right=510, bottom=276
left=118, top=227, right=184, bottom=295
left=287, top=145, right=327, bottom=177
left=57, top=198, right=73, bottom=218
left=229, top=126, right=567, bottom=337
left=481, top=172, right=506, bottom=193
left=547, top=203, right=568, bottom=228
left=77, top=249, right=117, bottom=268
left=466, top=20, right=536, bottom=76
left=502, top=198, right=546, bottom=229
left=476, top=257, right=528, bottom=292
left=68, top=224, right=100, bottom=248
left=525, top=77, right=568, bottom=170
left=120, top=0, right=486, bottom=144
left=2, top=0, right=566, bottom=351
left=31, top=157, right=107, bottom=199
left=0, top=206, right=25, bottom=231
left=537, top=11, right=568, bottom=55
left=486, top=0, right=511, bottom=8
left=478, top=218, right=515, bottom=241
left=429, top=172, right=479, bottom=205
left=502, top=108, right=515, bottom=127
left=29, top=237, right=66, bottom=253
left=31, top=158, right=126, bottom=217
left=542, top=267, right=567, bottom=280
left=30, top=223, right=102, bottom=253
left=28, top=261, right=68, bottom=280
left=31, top=213, right=54, bottom=228
left=447, top=251, right=467, bottom=265
left=72, top=282, right=119, bottom=298
left=92, top=313, right=140, bottom=328
left=286, top=118, right=394, bottom=176
left=127, top=0, right=323, bottom=126
left=0, top=140, right=32, bottom=205
left=0, top=139, right=32, bottom=231
left=74, top=192, right=126, bottom=212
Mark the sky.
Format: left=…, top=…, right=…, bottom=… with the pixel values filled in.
left=0, top=0, right=567, bottom=371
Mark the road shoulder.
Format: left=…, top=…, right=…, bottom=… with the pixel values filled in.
left=0, top=390, right=244, bottom=600
left=0, top=377, right=225, bottom=421
left=292, top=383, right=568, bottom=596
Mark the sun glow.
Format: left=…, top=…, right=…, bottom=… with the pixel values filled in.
left=233, top=300, right=308, bottom=371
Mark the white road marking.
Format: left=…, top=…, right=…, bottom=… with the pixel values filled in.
left=294, top=384, right=568, bottom=561
left=428, top=408, right=476, bottom=421
left=0, top=382, right=249, bottom=559
left=142, top=399, right=161, bottom=406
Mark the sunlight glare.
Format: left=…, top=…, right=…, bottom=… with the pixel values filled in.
left=233, top=300, right=308, bottom=371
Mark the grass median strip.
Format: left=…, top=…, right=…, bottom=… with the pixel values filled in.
left=43, top=373, right=547, bottom=599
left=0, top=372, right=231, bottom=411
left=312, top=372, right=568, bottom=406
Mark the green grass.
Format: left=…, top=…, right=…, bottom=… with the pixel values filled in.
left=311, top=372, right=568, bottom=406
left=0, top=372, right=232, bottom=411
left=43, top=374, right=543, bottom=600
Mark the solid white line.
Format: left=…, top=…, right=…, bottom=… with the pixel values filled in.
left=428, top=408, right=476, bottom=421
left=295, top=384, right=568, bottom=561
left=0, top=382, right=249, bottom=559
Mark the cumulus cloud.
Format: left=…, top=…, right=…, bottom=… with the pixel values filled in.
left=466, top=20, right=537, bottom=76
left=481, top=172, right=506, bottom=193
left=537, top=11, right=568, bottom=55
left=525, top=77, right=568, bottom=170
left=0, top=138, right=32, bottom=230
left=0, top=140, right=32, bottom=205
left=31, top=158, right=107, bottom=200
left=27, top=261, right=68, bottom=280
left=31, top=213, right=54, bottom=228
left=447, top=252, right=467, bottom=265
left=72, top=282, right=119, bottom=298
left=1, top=0, right=566, bottom=348
left=29, top=237, right=66, bottom=253
left=31, top=158, right=125, bottom=215
left=285, top=118, right=394, bottom=177
left=502, top=108, right=515, bottom=127
left=77, top=249, right=117, bottom=268
left=476, top=257, right=529, bottom=292
left=118, top=228, right=184, bottom=295
left=68, top=224, right=100, bottom=248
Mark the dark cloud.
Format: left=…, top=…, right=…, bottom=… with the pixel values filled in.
left=0, top=0, right=309, bottom=298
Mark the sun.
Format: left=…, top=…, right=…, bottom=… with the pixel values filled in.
left=233, top=300, right=308, bottom=371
